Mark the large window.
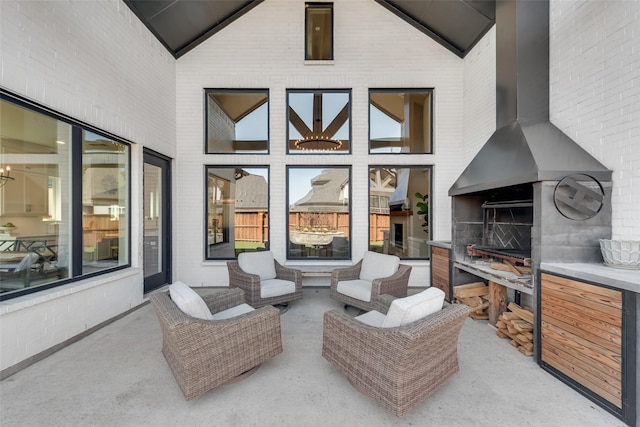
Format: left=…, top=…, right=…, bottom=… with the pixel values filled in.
left=369, top=167, right=431, bottom=259
left=305, top=3, right=333, bottom=61
left=369, top=89, right=433, bottom=153
left=206, top=166, right=269, bottom=259
left=288, top=166, right=350, bottom=259
left=205, top=90, right=269, bottom=154
left=287, top=90, right=350, bottom=153
left=0, top=92, right=130, bottom=300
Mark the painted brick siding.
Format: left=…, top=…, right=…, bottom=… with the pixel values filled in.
left=463, top=27, right=497, bottom=166
left=0, top=1, right=175, bottom=373
left=175, top=0, right=465, bottom=287
left=550, top=0, right=640, bottom=240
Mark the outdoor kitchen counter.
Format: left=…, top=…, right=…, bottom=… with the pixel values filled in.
left=541, top=262, right=640, bottom=293
left=427, top=240, right=451, bottom=250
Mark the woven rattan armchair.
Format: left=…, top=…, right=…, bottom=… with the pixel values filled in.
left=149, top=287, right=282, bottom=400
left=329, top=251, right=412, bottom=312
left=227, top=251, right=302, bottom=308
left=322, top=296, right=470, bottom=417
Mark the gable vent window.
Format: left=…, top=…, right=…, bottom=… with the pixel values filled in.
left=305, top=3, right=333, bottom=61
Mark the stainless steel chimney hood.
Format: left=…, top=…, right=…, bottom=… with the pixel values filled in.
left=449, top=0, right=611, bottom=196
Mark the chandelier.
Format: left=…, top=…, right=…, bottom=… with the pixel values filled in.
left=294, top=135, right=342, bottom=151
left=0, top=165, right=14, bottom=188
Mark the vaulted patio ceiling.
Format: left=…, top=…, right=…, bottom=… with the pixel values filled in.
left=124, top=0, right=495, bottom=59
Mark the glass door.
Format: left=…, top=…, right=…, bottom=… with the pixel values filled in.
left=143, top=149, right=171, bottom=292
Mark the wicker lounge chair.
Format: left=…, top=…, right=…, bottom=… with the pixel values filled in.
left=329, top=251, right=411, bottom=312
left=227, top=251, right=302, bottom=308
left=322, top=294, right=470, bottom=417
left=149, top=287, right=282, bottom=400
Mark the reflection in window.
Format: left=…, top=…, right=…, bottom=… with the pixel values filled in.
left=206, top=167, right=269, bottom=259
left=369, top=167, right=431, bottom=259
left=82, top=132, right=129, bottom=274
left=288, top=167, right=350, bottom=259
left=288, top=90, right=350, bottom=153
left=0, top=94, right=131, bottom=300
left=369, top=90, right=433, bottom=153
left=205, top=90, right=269, bottom=154
left=305, top=3, right=333, bottom=60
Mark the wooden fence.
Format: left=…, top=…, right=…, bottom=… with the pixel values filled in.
left=233, top=211, right=390, bottom=243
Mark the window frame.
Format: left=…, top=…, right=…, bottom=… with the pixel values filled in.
left=204, top=165, right=270, bottom=260
left=305, top=3, right=334, bottom=61
left=286, top=89, right=352, bottom=154
left=368, top=88, right=435, bottom=154
left=286, top=165, right=351, bottom=260
left=368, top=165, right=433, bottom=260
left=0, top=90, right=132, bottom=301
left=204, top=89, right=270, bottom=155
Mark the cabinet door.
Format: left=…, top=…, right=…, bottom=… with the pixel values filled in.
left=1, top=169, right=25, bottom=214
left=0, top=169, right=48, bottom=215
left=24, top=172, right=48, bottom=214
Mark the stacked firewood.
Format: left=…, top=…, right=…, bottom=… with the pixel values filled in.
left=453, top=282, right=489, bottom=320
left=496, top=302, right=534, bottom=356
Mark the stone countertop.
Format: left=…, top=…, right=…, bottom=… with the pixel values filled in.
left=541, top=262, right=640, bottom=293
left=428, top=240, right=451, bottom=250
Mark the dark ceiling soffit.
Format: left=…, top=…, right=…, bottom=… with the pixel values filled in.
left=375, top=0, right=495, bottom=58
left=124, top=0, right=264, bottom=59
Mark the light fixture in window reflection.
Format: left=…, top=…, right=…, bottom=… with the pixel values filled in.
left=294, top=135, right=342, bottom=151
left=0, top=165, right=14, bottom=188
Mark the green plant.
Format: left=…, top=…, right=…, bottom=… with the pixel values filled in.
left=414, top=192, right=429, bottom=234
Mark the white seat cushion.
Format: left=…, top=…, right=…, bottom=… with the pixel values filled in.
left=382, top=287, right=445, bottom=328
left=336, top=279, right=373, bottom=302
left=355, top=310, right=386, bottom=327
left=211, top=303, right=255, bottom=320
left=359, top=251, right=400, bottom=282
left=260, top=278, right=296, bottom=298
left=238, top=251, right=277, bottom=280
left=169, top=281, right=212, bottom=320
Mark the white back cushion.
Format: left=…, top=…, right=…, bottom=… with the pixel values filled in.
left=238, top=251, right=277, bottom=280
left=169, top=281, right=212, bottom=320
left=359, top=251, right=400, bottom=282
left=382, top=287, right=445, bottom=328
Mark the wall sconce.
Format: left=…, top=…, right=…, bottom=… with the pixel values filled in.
left=0, top=165, right=14, bottom=188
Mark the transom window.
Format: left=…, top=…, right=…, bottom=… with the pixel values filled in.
left=305, top=3, right=333, bottom=61
left=287, top=90, right=350, bottom=153
left=205, top=90, right=269, bottom=154
left=369, top=89, right=433, bottom=153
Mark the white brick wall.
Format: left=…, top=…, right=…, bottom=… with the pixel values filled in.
left=463, top=27, right=497, bottom=166
left=175, top=0, right=466, bottom=287
left=550, top=0, right=640, bottom=239
left=0, top=0, right=175, bottom=373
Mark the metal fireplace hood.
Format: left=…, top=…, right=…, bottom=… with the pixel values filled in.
left=449, top=0, right=611, bottom=196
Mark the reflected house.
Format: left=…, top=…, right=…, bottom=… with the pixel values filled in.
left=289, top=169, right=349, bottom=257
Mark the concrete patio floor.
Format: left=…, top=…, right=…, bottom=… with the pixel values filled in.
left=0, top=287, right=627, bottom=426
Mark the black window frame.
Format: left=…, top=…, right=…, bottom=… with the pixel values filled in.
left=305, top=2, right=334, bottom=61
left=286, top=88, right=352, bottom=154
left=204, top=88, right=270, bottom=155
left=0, top=89, right=132, bottom=301
left=286, top=165, right=352, bottom=260
left=368, top=88, right=435, bottom=154
left=368, top=165, right=433, bottom=260
left=204, top=165, right=270, bottom=260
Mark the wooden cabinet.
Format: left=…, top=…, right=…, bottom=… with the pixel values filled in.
left=540, top=273, right=628, bottom=419
left=431, top=245, right=451, bottom=301
left=1, top=168, right=48, bottom=215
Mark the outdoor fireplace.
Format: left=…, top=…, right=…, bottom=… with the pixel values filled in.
left=449, top=0, right=612, bottom=314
